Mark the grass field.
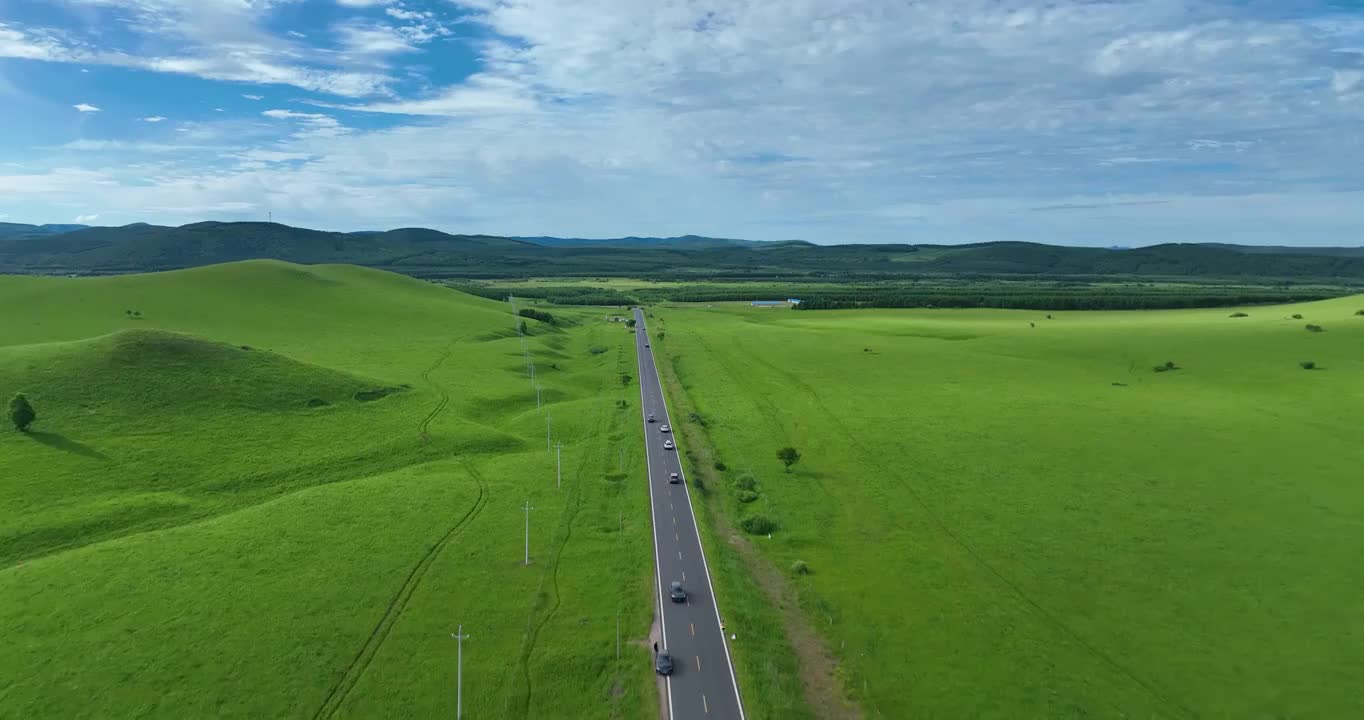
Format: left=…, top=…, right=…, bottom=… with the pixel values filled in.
left=0, top=261, right=657, bottom=718
left=650, top=297, right=1364, bottom=718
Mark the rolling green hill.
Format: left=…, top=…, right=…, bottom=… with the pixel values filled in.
left=0, top=260, right=661, bottom=719
left=2, top=220, right=1362, bottom=281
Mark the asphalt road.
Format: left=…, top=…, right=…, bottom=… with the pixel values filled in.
left=633, top=307, right=745, bottom=720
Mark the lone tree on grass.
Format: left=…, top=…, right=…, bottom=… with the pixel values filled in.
left=777, top=446, right=802, bottom=473
left=9, top=393, right=36, bottom=433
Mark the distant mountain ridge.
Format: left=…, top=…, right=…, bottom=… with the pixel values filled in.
left=1, top=220, right=1362, bottom=281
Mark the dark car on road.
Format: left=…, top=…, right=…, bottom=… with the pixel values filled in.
left=670, top=581, right=687, bottom=603
left=655, top=651, right=674, bottom=676
left=647, top=414, right=656, bottom=423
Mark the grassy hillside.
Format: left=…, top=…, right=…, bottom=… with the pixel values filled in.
left=650, top=296, right=1364, bottom=718
left=0, top=261, right=658, bottom=718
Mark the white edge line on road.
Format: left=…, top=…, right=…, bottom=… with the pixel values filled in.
left=636, top=308, right=675, bottom=720
left=639, top=309, right=748, bottom=720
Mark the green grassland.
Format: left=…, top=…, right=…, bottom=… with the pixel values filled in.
left=649, top=297, right=1364, bottom=718
left=0, top=261, right=656, bottom=718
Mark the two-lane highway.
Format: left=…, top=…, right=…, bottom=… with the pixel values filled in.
left=634, top=307, right=745, bottom=720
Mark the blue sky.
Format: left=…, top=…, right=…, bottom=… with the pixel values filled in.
left=1, top=0, right=1362, bottom=245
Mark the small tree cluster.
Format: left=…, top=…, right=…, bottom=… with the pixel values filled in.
left=517, top=308, right=558, bottom=325
left=777, top=446, right=802, bottom=472
left=790, top=560, right=811, bottom=576
left=1300, top=361, right=1317, bottom=370
left=1229, top=312, right=1249, bottom=318
left=1305, top=324, right=1324, bottom=333
left=1356, top=310, right=1364, bottom=316
left=1291, top=314, right=1304, bottom=320
left=739, top=514, right=777, bottom=535
left=1153, top=361, right=1179, bottom=373
left=124, top=309, right=143, bottom=318
left=9, top=393, right=36, bottom=432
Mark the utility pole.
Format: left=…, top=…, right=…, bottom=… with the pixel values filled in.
left=522, top=500, right=535, bottom=566
left=451, top=625, right=470, bottom=719
left=555, top=442, right=563, bottom=490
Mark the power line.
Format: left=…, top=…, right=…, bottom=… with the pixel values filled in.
left=555, top=442, right=563, bottom=490
left=450, top=625, right=470, bottom=719
left=522, top=500, right=535, bottom=566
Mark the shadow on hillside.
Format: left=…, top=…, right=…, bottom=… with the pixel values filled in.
left=28, top=431, right=109, bottom=460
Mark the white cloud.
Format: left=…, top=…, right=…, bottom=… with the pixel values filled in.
left=1333, top=70, right=1363, bottom=95
left=4, top=1, right=1364, bottom=245
left=337, top=0, right=393, bottom=6
left=74, top=213, right=99, bottom=223
left=243, top=94, right=264, bottom=100
left=0, top=14, right=391, bottom=98
left=142, top=116, right=166, bottom=122
left=342, top=74, right=535, bottom=116
left=73, top=103, right=100, bottom=112
left=335, top=22, right=418, bottom=56
left=262, top=109, right=337, bottom=124
left=386, top=8, right=431, bottom=22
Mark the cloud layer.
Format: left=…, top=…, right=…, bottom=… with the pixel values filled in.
left=1, top=0, right=1363, bottom=244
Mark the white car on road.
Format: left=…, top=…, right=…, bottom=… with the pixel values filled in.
left=663, top=440, right=675, bottom=450
left=660, top=424, right=671, bottom=433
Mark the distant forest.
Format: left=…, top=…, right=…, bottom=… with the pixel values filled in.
left=3, top=220, right=1362, bottom=309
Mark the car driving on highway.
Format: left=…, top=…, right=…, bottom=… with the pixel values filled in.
left=647, top=413, right=656, bottom=423
left=669, top=472, right=680, bottom=484
left=655, top=651, right=674, bottom=676
left=663, top=439, right=674, bottom=450
left=660, top=424, right=670, bottom=433
left=670, top=581, right=687, bottom=603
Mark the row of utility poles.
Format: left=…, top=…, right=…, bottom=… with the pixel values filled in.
left=451, top=301, right=644, bottom=716
left=450, top=295, right=580, bottom=718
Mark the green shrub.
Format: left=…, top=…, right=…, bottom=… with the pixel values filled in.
left=1305, top=324, right=1324, bottom=333
left=737, top=490, right=759, bottom=503
left=9, top=393, right=36, bottom=432
left=688, top=411, right=708, bottom=427
left=1300, top=361, right=1317, bottom=370
left=589, top=345, right=608, bottom=355
left=733, top=473, right=757, bottom=491
left=713, top=460, right=727, bottom=471
left=1153, top=361, right=1179, bottom=373
left=1291, top=314, right=1303, bottom=320
left=1229, top=312, right=1249, bottom=318
left=790, top=560, right=811, bottom=576
left=739, top=514, right=777, bottom=535
left=1356, top=310, right=1364, bottom=316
